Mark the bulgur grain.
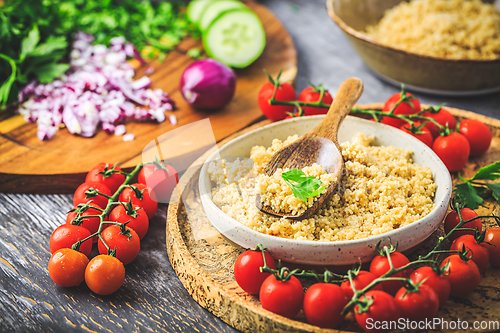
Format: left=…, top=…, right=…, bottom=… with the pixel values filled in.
left=208, top=133, right=437, bottom=241
left=364, top=0, right=500, bottom=60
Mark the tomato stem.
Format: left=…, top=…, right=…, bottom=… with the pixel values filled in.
left=69, top=162, right=153, bottom=253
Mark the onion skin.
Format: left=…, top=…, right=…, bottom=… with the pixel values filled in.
left=180, top=59, right=236, bottom=110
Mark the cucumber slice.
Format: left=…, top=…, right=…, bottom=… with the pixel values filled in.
left=199, top=0, right=245, bottom=32
left=187, top=0, right=215, bottom=24
left=203, top=9, right=266, bottom=68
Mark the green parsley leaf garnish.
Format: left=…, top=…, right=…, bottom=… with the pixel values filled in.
left=454, top=161, right=500, bottom=209
left=282, top=168, right=326, bottom=203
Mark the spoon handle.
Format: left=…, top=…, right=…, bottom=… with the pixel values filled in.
left=309, top=78, right=363, bottom=143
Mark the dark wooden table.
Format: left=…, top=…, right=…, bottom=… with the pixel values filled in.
left=1, top=0, right=499, bottom=332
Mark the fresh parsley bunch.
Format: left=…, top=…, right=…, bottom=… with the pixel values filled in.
left=455, top=161, right=500, bottom=209
left=281, top=169, right=326, bottom=202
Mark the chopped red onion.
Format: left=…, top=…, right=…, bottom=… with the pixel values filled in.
left=18, top=32, right=176, bottom=140
left=123, top=133, right=135, bottom=141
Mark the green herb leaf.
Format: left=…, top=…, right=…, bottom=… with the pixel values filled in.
left=487, top=183, right=500, bottom=203
left=469, top=161, right=500, bottom=181
left=20, top=24, right=40, bottom=61
left=454, top=182, right=485, bottom=209
left=37, top=63, right=70, bottom=84
left=282, top=168, right=326, bottom=202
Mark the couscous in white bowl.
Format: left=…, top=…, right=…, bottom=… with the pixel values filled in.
left=199, top=115, right=452, bottom=265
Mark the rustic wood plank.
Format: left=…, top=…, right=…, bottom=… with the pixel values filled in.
left=0, top=193, right=238, bottom=333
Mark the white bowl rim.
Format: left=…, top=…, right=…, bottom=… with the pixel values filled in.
left=199, top=115, right=452, bottom=248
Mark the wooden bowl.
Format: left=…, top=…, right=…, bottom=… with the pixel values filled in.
left=198, top=116, right=452, bottom=265
left=326, top=0, right=500, bottom=95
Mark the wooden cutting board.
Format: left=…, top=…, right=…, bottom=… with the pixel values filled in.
left=166, top=105, right=500, bottom=333
left=0, top=1, right=297, bottom=194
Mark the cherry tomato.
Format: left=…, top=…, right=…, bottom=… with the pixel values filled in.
left=66, top=202, right=103, bottom=243
left=354, top=290, right=400, bottom=333
left=258, top=81, right=296, bottom=121
left=303, top=283, right=348, bottom=329
left=138, top=162, right=178, bottom=203
left=381, top=92, right=421, bottom=128
left=484, top=227, right=500, bottom=267
left=398, top=122, right=433, bottom=147
left=444, top=208, right=482, bottom=242
left=85, top=255, right=125, bottom=295
left=48, top=248, right=89, bottom=287
left=85, top=163, right=126, bottom=194
left=109, top=203, right=149, bottom=240
left=73, top=181, right=111, bottom=209
left=440, top=254, right=481, bottom=298
left=234, top=249, right=277, bottom=295
left=450, top=234, right=490, bottom=273
left=410, top=266, right=451, bottom=307
left=119, top=183, right=157, bottom=219
left=298, top=86, right=333, bottom=116
left=370, top=251, right=411, bottom=295
left=259, top=274, right=304, bottom=319
left=340, top=270, right=383, bottom=299
left=98, top=225, right=140, bottom=265
left=432, top=132, right=470, bottom=172
left=459, top=119, right=492, bottom=156
left=395, top=284, right=439, bottom=321
left=50, top=224, right=93, bottom=256
left=421, top=107, right=457, bottom=139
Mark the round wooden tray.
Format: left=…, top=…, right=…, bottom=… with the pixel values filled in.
left=166, top=105, right=500, bottom=332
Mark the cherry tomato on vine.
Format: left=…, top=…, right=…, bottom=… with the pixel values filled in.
left=298, top=85, right=333, bottom=116
left=422, top=107, right=457, bottom=139
left=484, top=227, right=500, bottom=267
left=381, top=91, right=421, bottom=128
left=395, top=284, right=439, bottom=321
left=50, top=224, right=93, bottom=256
left=340, top=270, right=383, bottom=299
left=119, top=183, right=158, bottom=219
left=85, top=255, right=125, bottom=295
left=370, top=250, right=411, bottom=295
left=303, top=283, right=348, bottom=329
left=85, top=163, right=126, bottom=194
left=440, top=254, right=481, bottom=298
left=444, top=208, right=482, bottom=242
left=259, top=274, right=304, bottom=319
left=138, top=162, right=178, bottom=203
left=354, top=290, right=400, bottom=333
left=459, top=119, right=492, bottom=156
left=432, top=132, right=470, bottom=172
left=258, top=80, right=296, bottom=121
left=98, top=225, right=140, bottom=265
left=410, top=266, right=450, bottom=307
left=48, top=248, right=89, bottom=287
left=73, top=181, right=111, bottom=209
left=450, top=234, right=490, bottom=273
left=398, top=122, right=433, bottom=147
left=109, top=203, right=149, bottom=240
left=234, top=248, right=277, bottom=295
left=66, top=202, right=104, bottom=243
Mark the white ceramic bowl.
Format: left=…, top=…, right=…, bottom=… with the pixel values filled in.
left=199, top=116, right=452, bottom=265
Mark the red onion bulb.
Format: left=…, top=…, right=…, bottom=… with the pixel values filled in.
left=180, top=59, right=236, bottom=110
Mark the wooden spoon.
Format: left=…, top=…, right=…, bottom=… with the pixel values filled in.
left=256, top=77, right=363, bottom=220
